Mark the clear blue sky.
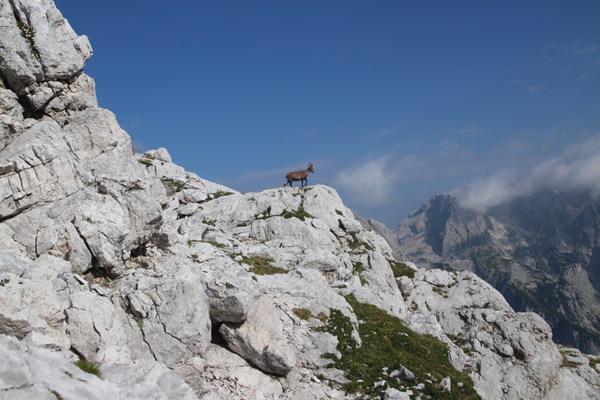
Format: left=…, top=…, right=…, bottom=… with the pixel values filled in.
left=55, top=0, right=600, bottom=228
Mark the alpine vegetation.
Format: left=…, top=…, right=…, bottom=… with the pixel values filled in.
left=0, top=1, right=599, bottom=399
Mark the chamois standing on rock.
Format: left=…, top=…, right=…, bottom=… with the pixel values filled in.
left=284, top=163, right=314, bottom=188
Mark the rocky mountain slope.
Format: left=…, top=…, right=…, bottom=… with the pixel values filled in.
left=359, top=189, right=600, bottom=356
left=1, top=1, right=600, bottom=399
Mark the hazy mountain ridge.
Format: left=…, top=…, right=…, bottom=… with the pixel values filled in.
left=361, top=189, right=600, bottom=354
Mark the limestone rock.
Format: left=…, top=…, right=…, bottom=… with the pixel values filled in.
left=381, top=387, right=411, bottom=400
left=65, top=291, right=131, bottom=365
left=145, top=147, right=172, bottom=163
left=101, top=362, right=198, bottom=400
left=0, top=334, right=119, bottom=400
left=0, top=0, right=91, bottom=94
left=220, top=298, right=296, bottom=376
left=204, top=344, right=283, bottom=399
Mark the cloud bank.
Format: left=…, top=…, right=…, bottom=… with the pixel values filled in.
left=335, top=156, right=399, bottom=206
left=334, top=131, right=600, bottom=215
left=334, top=142, right=478, bottom=206
left=453, top=133, right=600, bottom=211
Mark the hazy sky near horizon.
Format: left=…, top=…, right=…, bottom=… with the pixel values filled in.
left=55, top=0, right=600, bottom=228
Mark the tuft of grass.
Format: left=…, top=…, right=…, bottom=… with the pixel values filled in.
left=75, top=359, right=102, bottom=378
left=293, top=308, right=329, bottom=322
left=204, top=240, right=226, bottom=248
left=352, top=262, right=366, bottom=274
left=560, top=350, right=584, bottom=368
left=17, top=21, right=39, bottom=59
left=241, top=256, right=287, bottom=275
left=204, top=191, right=234, bottom=202
left=389, top=261, right=415, bottom=279
left=316, top=312, right=328, bottom=322
left=336, top=209, right=344, bottom=216
left=254, top=206, right=272, bottom=220
left=315, top=295, right=480, bottom=399
left=281, top=204, right=313, bottom=221
left=293, top=308, right=313, bottom=320
left=160, top=178, right=186, bottom=194
left=347, top=232, right=373, bottom=253
left=138, top=158, right=153, bottom=168
left=0, top=278, right=9, bottom=287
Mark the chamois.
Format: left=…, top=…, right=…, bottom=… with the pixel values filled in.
left=284, top=163, right=314, bottom=188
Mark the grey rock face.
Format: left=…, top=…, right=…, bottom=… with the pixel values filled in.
left=101, top=362, right=199, bottom=400
left=0, top=0, right=92, bottom=95
left=0, top=333, right=120, bottom=400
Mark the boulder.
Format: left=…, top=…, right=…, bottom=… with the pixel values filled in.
left=220, top=298, right=296, bottom=376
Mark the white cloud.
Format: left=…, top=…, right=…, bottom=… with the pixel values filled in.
left=335, top=155, right=397, bottom=206
left=374, top=128, right=397, bottom=137
left=453, top=133, right=600, bottom=211
left=528, top=85, right=546, bottom=93
left=446, top=124, right=487, bottom=136
left=334, top=140, right=483, bottom=206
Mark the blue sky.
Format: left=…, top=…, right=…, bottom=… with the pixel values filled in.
left=56, top=0, right=600, bottom=228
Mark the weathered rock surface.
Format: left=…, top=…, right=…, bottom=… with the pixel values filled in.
left=1, top=1, right=600, bottom=399
left=101, top=362, right=199, bottom=400
left=220, top=297, right=296, bottom=376
left=0, top=333, right=119, bottom=400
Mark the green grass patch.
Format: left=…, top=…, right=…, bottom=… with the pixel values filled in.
left=281, top=204, right=313, bottom=221
left=316, top=295, right=480, bottom=399
left=254, top=206, right=271, bottom=220
left=389, top=261, right=415, bottom=279
left=138, top=158, right=153, bottom=168
left=208, top=191, right=234, bottom=200
left=241, top=256, right=287, bottom=275
left=204, top=240, right=226, bottom=248
left=353, top=262, right=366, bottom=274
left=74, top=359, right=102, bottom=378
left=293, top=308, right=313, bottom=320
left=0, top=278, right=9, bottom=287
left=560, top=350, right=584, bottom=368
left=293, top=308, right=329, bottom=322
left=160, top=178, right=186, bottom=194
left=347, top=232, right=374, bottom=253
left=17, top=21, right=39, bottom=59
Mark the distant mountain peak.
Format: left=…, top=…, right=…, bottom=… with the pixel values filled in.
left=363, top=188, right=600, bottom=355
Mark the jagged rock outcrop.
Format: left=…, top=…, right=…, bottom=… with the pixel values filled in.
left=1, top=1, right=600, bottom=399
left=362, top=191, right=600, bottom=355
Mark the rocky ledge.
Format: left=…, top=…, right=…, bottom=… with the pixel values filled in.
left=1, top=0, right=600, bottom=399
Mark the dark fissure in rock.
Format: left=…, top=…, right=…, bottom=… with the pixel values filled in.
left=130, top=242, right=148, bottom=258
left=211, top=322, right=228, bottom=347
